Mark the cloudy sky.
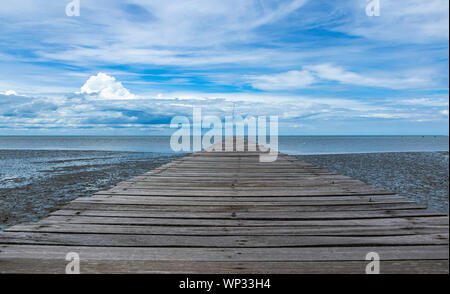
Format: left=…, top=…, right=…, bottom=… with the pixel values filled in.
left=0, top=0, right=448, bottom=135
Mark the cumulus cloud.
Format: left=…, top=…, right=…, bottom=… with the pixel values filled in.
left=1, top=90, right=18, bottom=96
left=80, top=73, right=135, bottom=100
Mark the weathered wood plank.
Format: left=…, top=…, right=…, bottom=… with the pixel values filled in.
left=87, top=194, right=406, bottom=202
left=1, top=245, right=447, bottom=261
left=115, top=180, right=373, bottom=189
left=7, top=223, right=447, bottom=237
left=48, top=208, right=441, bottom=220
left=60, top=202, right=425, bottom=212
left=2, top=259, right=447, bottom=274
left=0, top=232, right=447, bottom=247
left=103, top=188, right=393, bottom=197
left=37, top=215, right=448, bottom=227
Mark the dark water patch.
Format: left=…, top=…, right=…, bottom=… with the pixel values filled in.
left=32, top=157, right=116, bottom=164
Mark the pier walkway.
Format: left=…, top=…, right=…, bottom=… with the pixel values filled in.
left=0, top=140, right=448, bottom=273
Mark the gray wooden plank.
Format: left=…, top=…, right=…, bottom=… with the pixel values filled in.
left=7, top=223, right=447, bottom=236
left=0, top=245, right=447, bottom=261
left=3, top=259, right=447, bottom=274
left=87, top=194, right=406, bottom=202
left=61, top=202, right=425, bottom=212
left=0, top=232, right=447, bottom=247
left=38, top=215, right=448, bottom=226
left=103, top=188, right=393, bottom=197
left=48, top=208, right=442, bottom=220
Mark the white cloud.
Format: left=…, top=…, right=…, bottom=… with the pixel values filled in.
left=305, top=63, right=430, bottom=89
left=247, top=63, right=431, bottom=90
left=336, top=0, right=449, bottom=43
left=16, top=0, right=309, bottom=68
left=247, top=70, right=315, bottom=90
left=400, top=97, right=449, bottom=107
left=360, top=113, right=416, bottom=119
left=1, top=89, right=448, bottom=135
left=80, top=73, right=135, bottom=100
left=1, top=90, right=18, bottom=96
left=1, top=0, right=446, bottom=96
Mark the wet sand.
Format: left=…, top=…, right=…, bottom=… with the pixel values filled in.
left=0, top=151, right=182, bottom=230
left=297, top=151, right=449, bottom=214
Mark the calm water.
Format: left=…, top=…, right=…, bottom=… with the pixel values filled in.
left=278, top=136, right=449, bottom=155
left=0, top=135, right=448, bottom=154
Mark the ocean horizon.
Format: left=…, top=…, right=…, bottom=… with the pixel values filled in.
left=0, top=135, right=448, bottom=155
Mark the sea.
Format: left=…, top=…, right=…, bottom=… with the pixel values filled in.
left=0, top=135, right=448, bottom=153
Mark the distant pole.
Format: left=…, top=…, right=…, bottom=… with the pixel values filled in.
left=232, top=102, right=235, bottom=122
left=232, top=102, right=235, bottom=137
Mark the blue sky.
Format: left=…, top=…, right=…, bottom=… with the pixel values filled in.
left=0, top=0, right=448, bottom=135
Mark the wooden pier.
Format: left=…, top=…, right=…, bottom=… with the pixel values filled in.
left=0, top=139, right=448, bottom=273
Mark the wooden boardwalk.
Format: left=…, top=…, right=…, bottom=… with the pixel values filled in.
left=0, top=139, right=448, bottom=273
